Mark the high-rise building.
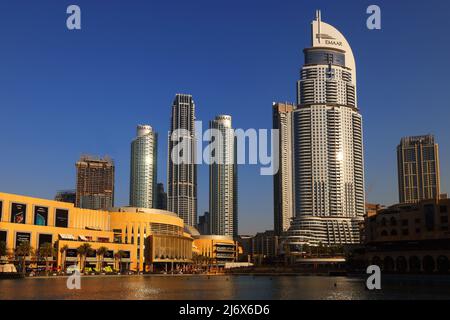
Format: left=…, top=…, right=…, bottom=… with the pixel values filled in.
left=272, top=102, right=295, bottom=236
left=54, top=190, right=76, bottom=205
left=197, top=211, right=210, bottom=235
left=285, top=11, right=365, bottom=247
left=75, top=155, right=115, bottom=210
left=209, top=115, right=238, bottom=237
left=397, top=135, right=441, bottom=203
left=167, top=94, right=197, bottom=226
left=156, top=183, right=167, bottom=210
left=129, top=125, right=158, bottom=209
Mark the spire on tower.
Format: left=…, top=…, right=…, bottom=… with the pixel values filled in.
left=315, top=10, right=321, bottom=22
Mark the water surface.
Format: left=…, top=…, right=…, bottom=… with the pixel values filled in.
left=1, top=275, right=450, bottom=300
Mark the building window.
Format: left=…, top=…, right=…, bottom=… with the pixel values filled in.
left=424, top=204, right=435, bottom=231
left=441, top=216, right=449, bottom=224
left=10, top=203, right=26, bottom=224
left=38, top=234, right=53, bottom=248
left=0, top=201, right=3, bottom=221
left=15, top=232, right=31, bottom=248
left=415, top=218, right=421, bottom=224
left=402, top=229, right=409, bottom=236
left=415, top=228, right=421, bottom=234
left=440, top=206, right=448, bottom=214
left=66, top=249, right=78, bottom=258
left=390, top=217, right=397, bottom=226
left=0, top=230, right=6, bottom=245
left=34, top=206, right=49, bottom=226
left=402, top=219, right=408, bottom=227
left=55, top=209, right=69, bottom=228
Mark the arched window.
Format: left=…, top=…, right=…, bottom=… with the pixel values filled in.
left=381, top=230, right=388, bottom=237
left=437, top=256, right=449, bottom=274
left=423, top=256, right=435, bottom=273
left=396, top=256, right=407, bottom=273
left=384, top=256, right=395, bottom=272
left=381, top=218, right=387, bottom=227
left=409, top=256, right=421, bottom=273
left=390, top=229, right=398, bottom=236
left=372, top=256, right=382, bottom=267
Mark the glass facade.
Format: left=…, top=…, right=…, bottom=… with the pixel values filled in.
left=305, top=49, right=345, bottom=67
left=130, top=125, right=158, bottom=209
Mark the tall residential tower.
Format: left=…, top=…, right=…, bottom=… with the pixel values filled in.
left=397, top=135, right=440, bottom=203
left=272, top=102, right=295, bottom=236
left=167, top=94, right=197, bottom=226
left=209, top=115, right=238, bottom=237
left=129, top=125, right=158, bottom=209
left=286, top=11, right=365, bottom=246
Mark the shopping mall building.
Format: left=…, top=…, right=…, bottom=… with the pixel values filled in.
left=0, top=192, right=239, bottom=272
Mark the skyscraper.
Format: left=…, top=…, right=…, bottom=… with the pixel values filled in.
left=198, top=211, right=210, bottom=235
left=167, top=94, right=197, bottom=226
left=286, top=11, right=365, bottom=247
left=273, top=102, right=295, bottom=236
left=54, top=190, right=76, bottom=205
left=75, top=155, right=115, bottom=210
left=397, top=135, right=441, bottom=203
left=130, top=125, right=158, bottom=209
left=209, top=115, right=238, bottom=237
left=156, top=183, right=168, bottom=210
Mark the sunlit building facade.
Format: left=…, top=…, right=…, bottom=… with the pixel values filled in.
left=286, top=11, right=365, bottom=247
left=209, top=115, right=238, bottom=238
left=130, top=125, right=158, bottom=209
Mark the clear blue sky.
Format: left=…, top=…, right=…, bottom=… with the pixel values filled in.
left=0, top=0, right=449, bottom=234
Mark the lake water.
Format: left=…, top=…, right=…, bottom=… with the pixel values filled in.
left=1, top=275, right=450, bottom=300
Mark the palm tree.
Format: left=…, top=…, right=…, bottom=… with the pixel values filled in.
left=115, top=250, right=126, bottom=273
left=77, top=243, right=92, bottom=273
left=15, top=241, right=34, bottom=274
left=59, top=245, right=69, bottom=272
left=38, top=243, right=54, bottom=275
left=96, top=246, right=108, bottom=272
left=0, top=241, right=7, bottom=262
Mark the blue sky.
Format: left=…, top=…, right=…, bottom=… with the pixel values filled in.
left=0, top=0, right=449, bottom=234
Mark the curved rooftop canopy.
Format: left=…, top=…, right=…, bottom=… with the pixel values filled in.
left=310, top=10, right=356, bottom=85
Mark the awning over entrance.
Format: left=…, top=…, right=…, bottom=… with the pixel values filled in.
left=59, top=234, right=75, bottom=240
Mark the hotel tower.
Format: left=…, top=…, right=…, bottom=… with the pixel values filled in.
left=209, top=115, right=238, bottom=237
left=286, top=11, right=365, bottom=247
left=129, top=125, right=158, bottom=209
left=167, top=94, right=198, bottom=227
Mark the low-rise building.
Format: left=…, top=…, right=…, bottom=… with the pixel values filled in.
left=363, top=197, right=450, bottom=273
left=0, top=192, right=193, bottom=273
left=193, top=235, right=240, bottom=268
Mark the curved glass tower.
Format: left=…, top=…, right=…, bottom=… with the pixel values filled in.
left=209, top=115, right=238, bottom=237
left=286, top=11, right=365, bottom=247
left=130, top=125, right=158, bottom=209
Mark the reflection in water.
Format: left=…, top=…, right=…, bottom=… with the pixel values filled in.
left=1, top=275, right=450, bottom=300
